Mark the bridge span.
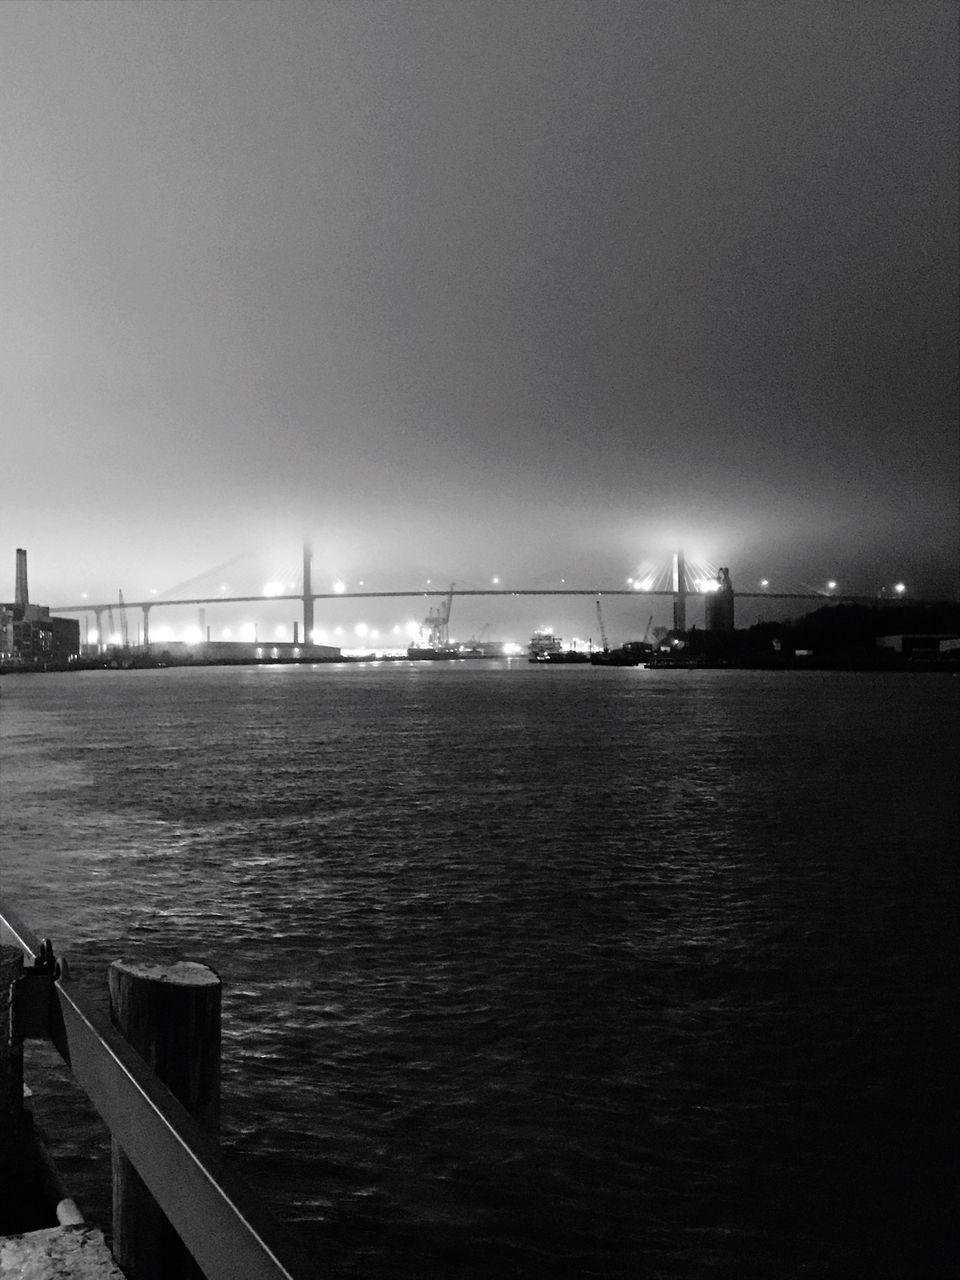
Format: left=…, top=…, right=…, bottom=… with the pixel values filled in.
left=54, top=587, right=869, bottom=648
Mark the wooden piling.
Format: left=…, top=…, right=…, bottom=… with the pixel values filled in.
left=108, top=960, right=221, bottom=1280
left=0, top=945, right=25, bottom=1233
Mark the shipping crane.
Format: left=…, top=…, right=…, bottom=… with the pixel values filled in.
left=421, top=583, right=455, bottom=648
left=643, top=615, right=654, bottom=644
left=595, top=596, right=610, bottom=652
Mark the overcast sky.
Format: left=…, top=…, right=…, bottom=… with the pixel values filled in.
left=3, top=1, right=957, bottom=610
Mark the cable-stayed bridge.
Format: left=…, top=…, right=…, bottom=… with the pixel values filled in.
left=53, top=545, right=897, bottom=649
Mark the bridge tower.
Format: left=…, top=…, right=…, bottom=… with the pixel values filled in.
left=302, top=541, right=314, bottom=643
left=672, top=550, right=687, bottom=632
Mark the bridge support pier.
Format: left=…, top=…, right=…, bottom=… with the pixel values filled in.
left=141, top=605, right=151, bottom=649
left=93, top=607, right=104, bottom=653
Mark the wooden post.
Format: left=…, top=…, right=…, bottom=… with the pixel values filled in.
left=0, top=945, right=25, bottom=1233
left=108, top=960, right=221, bottom=1280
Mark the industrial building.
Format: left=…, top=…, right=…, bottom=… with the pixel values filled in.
left=705, top=567, right=736, bottom=632
left=0, top=549, right=80, bottom=668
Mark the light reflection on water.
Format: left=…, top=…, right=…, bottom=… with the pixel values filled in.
left=2, top=663, right=958, bottom=1278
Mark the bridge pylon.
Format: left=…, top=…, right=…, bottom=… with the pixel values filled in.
left=672, top=550, right=687, bottom=632
left=302, top=541, right=314, bottom=642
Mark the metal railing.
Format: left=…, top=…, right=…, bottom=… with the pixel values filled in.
left=1, top=903, right=313, bottom=1280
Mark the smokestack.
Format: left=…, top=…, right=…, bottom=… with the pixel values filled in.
left=15, top=548, right=28, bottom=608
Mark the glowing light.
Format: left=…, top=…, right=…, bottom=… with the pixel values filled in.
left=502, top=642, right=524, bottom=656
left=150, top=588, right=158, bottom=596
left=355, top=622, right=369, bottom=637
left=88, top=628, right=99, bottom=643
left=108, top=631, right=122, bottom=646
left=333, top=581, right=345, bottom=594
left=184, top=626, right=203, bottom=645
left=240, top=622, right=256, bottom=642
left=311, top=628, right=328, bottom=643
left=81, top=592, right=88, bottom=599
left=263, top=581, right=283, bottom=597
left=223, top=627, right=233, bottom=639
left=699, top=578, right=720, bottom=592
left=760, top=579, right=769, bottom=588
left=274, top=624, right=287, bottom=639
left=492, top=576, right=500, bottom=584
left=894, top=582, right=906, bottom=595
left=827, top=581, right=837, bottom=591
left=152, top=625, right=173, bottom=643
left=405, top=619, right=421, bottom=639
left=219, top=584, right=228, bottom=593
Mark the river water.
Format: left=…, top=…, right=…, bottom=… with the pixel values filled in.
left=1, top=662, right=957, bottom=1278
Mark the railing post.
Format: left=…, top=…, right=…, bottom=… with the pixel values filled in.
left=0, top=946, right=25, bottom=1233
left=108, top=960, right=221, bottom=1280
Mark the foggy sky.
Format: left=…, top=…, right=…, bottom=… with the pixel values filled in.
left=3, top=1, right=957, bottom=606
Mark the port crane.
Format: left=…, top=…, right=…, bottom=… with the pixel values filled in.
left=421, top=583, right=455, bottom=648
left=595, top=596, right=610, bottom=652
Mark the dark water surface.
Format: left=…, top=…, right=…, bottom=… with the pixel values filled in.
left=1, top=663, right=958, bottom=1277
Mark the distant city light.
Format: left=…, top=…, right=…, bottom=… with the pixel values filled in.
left=223, top=627, right=233, bottom=638
left=184, top=626, right=203, bottom=645
left=405, top=620, right=420, bottom=639
left=88, top=627, right=99, bottom=643
left=355, top=622, right=369, bottom=637
left=240, top=622, right=256, bottom=642
left=827, top=580, right=837, bottom=591
left=760, top=579, right=769, bottom=588
left=492, top=576, right=500, bottom=584
left=502, top=642, right=524, bottom=656
left=219, top=584, right=228, bottom=593
left=263, top=581, right=283, bottom=597
left=274, top=624, right=287, bottom=639
left=81, top=592, right=88, bottom=599
left=150, top=588, right=158, bottom=596
left=894, top=582, right=906, bottom=595
left=333, top=581, right=345, bottom=594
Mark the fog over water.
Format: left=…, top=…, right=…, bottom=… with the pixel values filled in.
left=2, top=3, right=957, bottom=601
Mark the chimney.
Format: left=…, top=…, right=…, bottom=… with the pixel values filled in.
left=15, top=548, right=28, bottom=608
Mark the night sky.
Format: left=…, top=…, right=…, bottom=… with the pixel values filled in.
left=3, top=2, right=957, bottom=623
